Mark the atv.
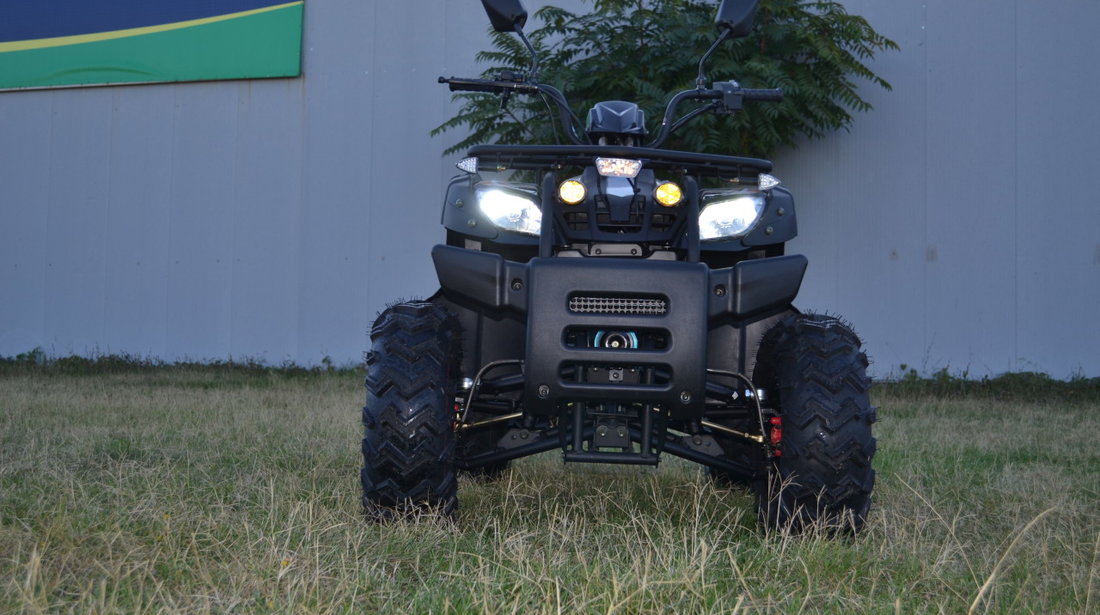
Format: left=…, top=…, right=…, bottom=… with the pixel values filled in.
left=361, top=0, right=876, bottom=532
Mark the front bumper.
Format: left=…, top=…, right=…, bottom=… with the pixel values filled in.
left=432, top=244, right=806, bottom=418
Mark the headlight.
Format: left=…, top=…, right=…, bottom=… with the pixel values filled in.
left=558, top=179, right=586, bottom=205
left=698, top=192, right=765, bottom=241
left=476, top=184, right=542, bottom=236
left=654, top=181, right=683, bottom=207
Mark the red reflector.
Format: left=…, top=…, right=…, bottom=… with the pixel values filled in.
left=768, top=416, right=783, bottom=447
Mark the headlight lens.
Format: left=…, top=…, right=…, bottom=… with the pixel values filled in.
left=698, top=193, right=765, bottom=240
left=654, top=181, right=683, bottom=207
left=558, top=179, right=586, bottom=205
left=476, top=184, right=542, bottom=236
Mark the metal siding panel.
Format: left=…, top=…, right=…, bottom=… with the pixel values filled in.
left=777, top=0, right=929, bottom=377
left=1014, top=0, right=1100, bottom=377
left=165, top=83, right=237, bottom=361
left=364, top=2, right=449, bottom=314
left=0, top=92, right=51, bottom=355
left=296, top=0, right=376, bottom=365
left=778, top=139, right=840, bottom=312
left=229, top=79, right=304, bottom=363
left=42, top=89, right=113, bottom=356
left=921, top=0, right=1018, bottom=375
left=103, top=86, right=174, bottom=358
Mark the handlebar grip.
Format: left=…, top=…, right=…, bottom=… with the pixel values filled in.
left=741, top=88, right=784, bottom=103
left=438, top=76, right=539, bottom=95
left=439, top=76, right=502, bottom=93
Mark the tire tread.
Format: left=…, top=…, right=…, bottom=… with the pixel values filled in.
left=753, top=313, right=877, bottom=533
left=361, top=301, right=460, bottom=520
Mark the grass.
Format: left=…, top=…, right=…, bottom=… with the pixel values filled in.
left=1, top=358, right=1097, bottom=613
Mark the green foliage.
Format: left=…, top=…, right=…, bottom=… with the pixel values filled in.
left=882, top=365, right=1100, bottom=403
left=0, top=348, right=359, bottom=379
left=434, top=0, right=898, bottom=158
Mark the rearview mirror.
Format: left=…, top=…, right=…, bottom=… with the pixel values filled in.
left=715, top=0, right=758, bottom=37
left=481, top=0, right=528, bottom=33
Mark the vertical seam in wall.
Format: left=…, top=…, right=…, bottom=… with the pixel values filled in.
left=102, top=90, right=116, bottom=354
left=231, top=85, right=244, bottom=359
left=365, top=1, right=378, bottom=312
left=294, top=75, right=307, bottom=364
left=44, top=92, right=57, bottom=351
left=921, top=1, right=930, bottom=373
left=165, top=88, right=177, bottom=358
left=1012, top=0, right=1019, bottom=373
left=297, top=2, right=313, bottom=364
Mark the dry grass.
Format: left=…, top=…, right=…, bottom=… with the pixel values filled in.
left=1, top=367, right=1097, bottom=613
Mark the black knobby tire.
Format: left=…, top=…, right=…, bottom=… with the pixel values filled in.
left=752, top=314, right=877, bottom=533
left=361, top=301, right=461, bottom=520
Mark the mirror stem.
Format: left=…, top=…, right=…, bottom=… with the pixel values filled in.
left=696, top=28, right=732, bottom=89
left=514, top=26, right=540, bottom=83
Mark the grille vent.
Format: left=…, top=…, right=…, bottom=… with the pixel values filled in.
left=568, top=296, right=668, bottom=315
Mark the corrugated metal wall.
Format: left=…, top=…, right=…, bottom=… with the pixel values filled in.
left=774, top=0, right=1100, bottom=378
left=1, top=0, right=1097, bottom=377
left=0, top=0, right=539, bottom=365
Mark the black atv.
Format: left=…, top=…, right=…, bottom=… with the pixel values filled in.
left=361, top=0, right=875, bottom=533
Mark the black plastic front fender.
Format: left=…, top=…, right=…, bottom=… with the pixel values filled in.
left=431, top=244, right=806, bottom=321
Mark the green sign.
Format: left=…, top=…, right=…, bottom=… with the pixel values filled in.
left=0, top=1, right=303, bottom=90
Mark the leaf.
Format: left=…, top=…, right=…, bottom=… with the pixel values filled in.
left=435, top=0, right=898, bottom=159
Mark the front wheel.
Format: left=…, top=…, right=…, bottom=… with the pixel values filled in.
left=361, top=301, right=460, bottom=520
left=752, top=314, right=877, bottom=533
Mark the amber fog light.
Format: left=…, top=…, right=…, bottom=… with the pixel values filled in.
left=558, top=179, right=587, bottom=205
left=654, top=181, right=683, bottom=207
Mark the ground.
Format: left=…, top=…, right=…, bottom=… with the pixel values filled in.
left=1, top=361, right=1097, bottom=613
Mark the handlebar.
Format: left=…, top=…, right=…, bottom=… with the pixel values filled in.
left=440, top=75, right=586, bottom=145
left=657, top=84, right=784, bottom=105
left=646, top=83, right=783, bottom=148
left=439, top=75, right=783, bottom=149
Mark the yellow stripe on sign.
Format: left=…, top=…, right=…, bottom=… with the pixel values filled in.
left=0, top=1, right=304, bottom=53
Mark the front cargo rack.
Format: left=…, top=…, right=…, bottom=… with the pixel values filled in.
left=467, top=144, right=772, bottom=181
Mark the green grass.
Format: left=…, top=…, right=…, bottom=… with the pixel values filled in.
left=1, top=361, right=1097, bottom=613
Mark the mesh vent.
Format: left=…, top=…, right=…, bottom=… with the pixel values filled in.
left=568, top=296, right=668, bottom=315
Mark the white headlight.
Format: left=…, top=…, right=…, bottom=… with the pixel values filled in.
left=698, top=194, right=765, bottom=240
left=476, top=186, right=542, bottom=236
